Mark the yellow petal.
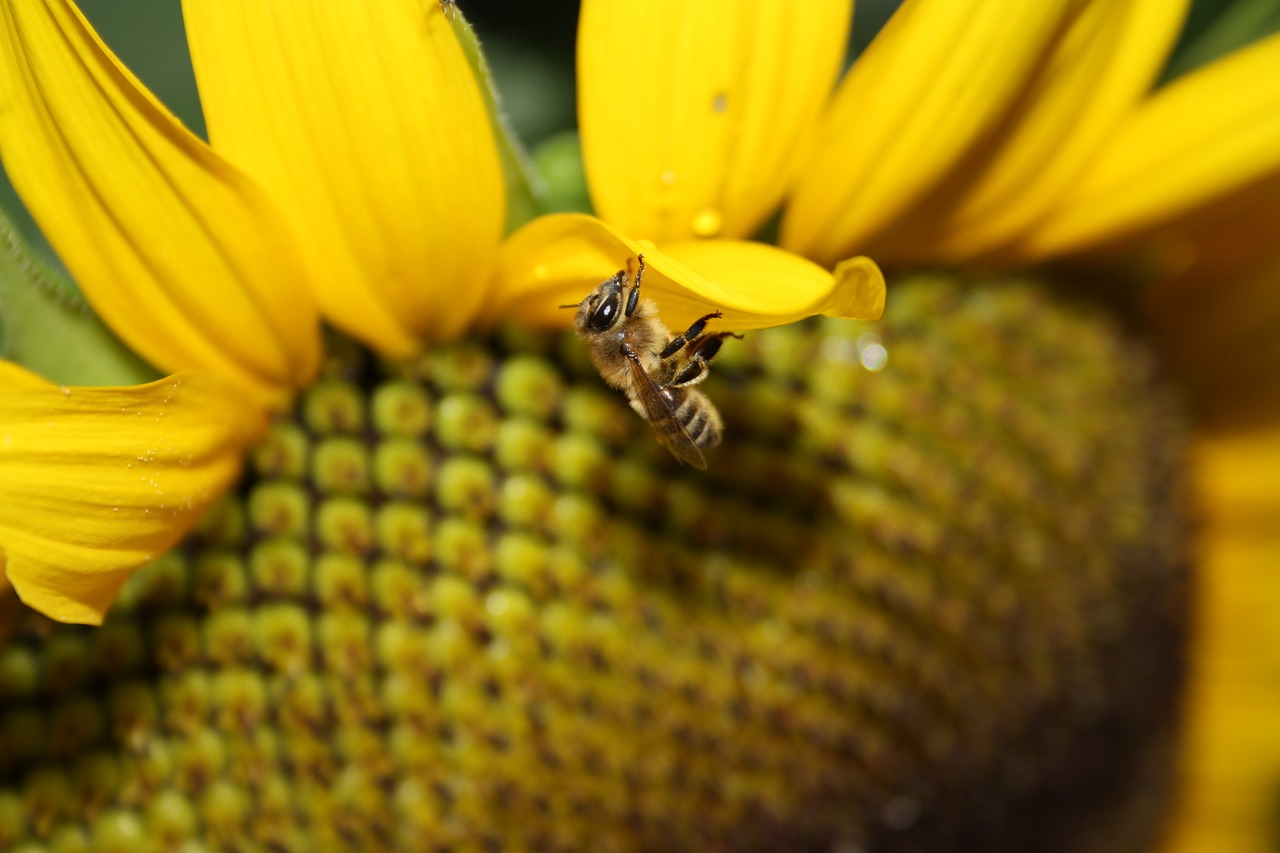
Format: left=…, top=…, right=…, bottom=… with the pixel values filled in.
left=780, top=0, right=1080, bottom=265
left=1023, top=32, right=1280, bottom=258
left=922, top=0, right=1189, bottom=263
left=1197, top=430, right=1280, bottom=528
left=659, top=241, right=886, bottom=329
left=1162, top=430, right=1280, bottom=852
left=182, top=0, right=506, bottom=352
left=0, top=0, right=319, bottom=409
left=0, top=362, right=263, bottom=625
left=578, top=0, right=852, bottom=243
left=486, top=213, right=885, bottom=333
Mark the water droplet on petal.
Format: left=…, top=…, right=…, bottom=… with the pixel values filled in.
left=58, top=386, right=71, bottom=396
left=691, top=208, right=723, bottom=238
left=660, top=170, right=678, bottom=187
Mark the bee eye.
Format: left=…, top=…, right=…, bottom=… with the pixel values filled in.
left=587, top=296, right=619, bottom=332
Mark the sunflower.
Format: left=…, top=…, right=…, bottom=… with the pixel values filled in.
left=490, top=4, right=1280, bottom=841
left=0, top=0, right=1275, bottom=849
left=0, top=0, right=884, bottom=625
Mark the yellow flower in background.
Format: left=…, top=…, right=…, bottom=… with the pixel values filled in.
left=0, top=0, right=883, bottom=625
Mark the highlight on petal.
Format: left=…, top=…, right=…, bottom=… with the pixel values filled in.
left=578, top=0, right=852, bottom=243
left=0, top=0, right=320, bottom=409
left=0, top=362, right=264, bottom=625
left=780, top=0, right=1081, bottom=266
left=486, top=213, right=885, bottom=333
left=914, top=0, right=1189, bottom=264
left=183, top=0, right=506, bottom=352
left=1022, top=31, right=1280, bottom=259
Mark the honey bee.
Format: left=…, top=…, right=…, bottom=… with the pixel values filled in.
left=565, top=256, right=737, bottom=469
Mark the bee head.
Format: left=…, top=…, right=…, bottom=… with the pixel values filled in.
left=572, top=271, right=627, bottom=335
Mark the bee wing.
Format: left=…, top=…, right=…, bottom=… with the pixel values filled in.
left=624, top=353, right=707, bottom=470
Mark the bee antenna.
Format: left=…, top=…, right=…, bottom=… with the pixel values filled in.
left=558, top=302, right=582, bottom=310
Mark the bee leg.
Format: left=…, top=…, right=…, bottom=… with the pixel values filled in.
left=624, top=255, right=646, bottom=317
left=660, top=311, right=724, bottom=360
left=669, top=332, right=740, bottom=387
left=689, top=331, right=737, bottom=363
left=670, top=356, right=711, bottom=387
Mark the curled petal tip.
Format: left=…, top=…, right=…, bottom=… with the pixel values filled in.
left=491, top=214, right=887, bottom=334
left=830, top=256, right=887, bottom=321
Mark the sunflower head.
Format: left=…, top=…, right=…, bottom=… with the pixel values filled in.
left=3, top=0, right=1279, bottom=848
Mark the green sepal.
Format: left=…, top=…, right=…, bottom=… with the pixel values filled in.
left=443, top=1, right=547, bottom=234
left=531, top=132, right=593, bottom=215
left=0, top=205, right=157, bottom=386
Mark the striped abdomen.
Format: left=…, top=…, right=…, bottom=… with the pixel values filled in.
left=656, top=386, right=723, bottom=450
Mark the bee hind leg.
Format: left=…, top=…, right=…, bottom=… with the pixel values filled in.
left=668, top=332, right=739, bottom=387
